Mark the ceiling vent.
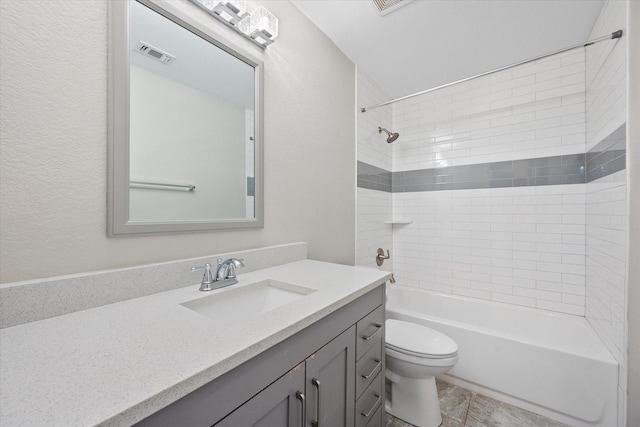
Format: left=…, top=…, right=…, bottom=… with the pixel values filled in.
left=372, top=0, right=414, bottom=16
left=134, top=41, right=175, bottom=64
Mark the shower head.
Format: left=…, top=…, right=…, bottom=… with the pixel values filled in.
left=378, top=127, right=399, bottom=143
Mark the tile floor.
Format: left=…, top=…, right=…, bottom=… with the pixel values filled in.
left=385, top=379, right=568, bottom=427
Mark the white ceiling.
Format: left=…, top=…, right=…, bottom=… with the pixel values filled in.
left=291, top=0, right=605, bottom=100
left=130, top=1, right=255, bottom=109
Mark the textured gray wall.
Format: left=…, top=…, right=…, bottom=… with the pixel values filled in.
left=0, top=0, right=356, bottom=283
left=626, top=1, right=640, bottom=425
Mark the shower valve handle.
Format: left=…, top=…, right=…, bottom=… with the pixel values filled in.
left=376, top=248, right=390, bottom=266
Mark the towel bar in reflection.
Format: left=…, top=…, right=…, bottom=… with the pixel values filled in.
left=129, top=180, right=196, bottom=192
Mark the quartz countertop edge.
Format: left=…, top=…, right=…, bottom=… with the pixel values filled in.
left=0, top=260, right=391, bottom=427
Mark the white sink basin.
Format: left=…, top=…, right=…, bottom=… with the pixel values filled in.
left=181, top=279, right=316, bottom=326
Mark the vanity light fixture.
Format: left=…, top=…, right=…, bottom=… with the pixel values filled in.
left=201, top=0, right=247, bottom=24
left=237, top=6, right=278, bottom=46
left=189, top=0, right=278, bottom=49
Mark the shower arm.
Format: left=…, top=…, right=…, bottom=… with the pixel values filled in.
left=379, top=127, right=400, bottom=143
left=361, top=30, right=623, bottom=113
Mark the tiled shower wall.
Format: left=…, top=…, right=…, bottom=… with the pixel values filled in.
left=356, top=1, right=628, bottom=424
left=356, top=70, right=393, bottom=270
left=357, top=3, right=627, bottom=314
left=392, top=185, right=586, bottom=314
left=584, top=1, right=627, bottom=425
left=390, top=49, right=589, bottom=316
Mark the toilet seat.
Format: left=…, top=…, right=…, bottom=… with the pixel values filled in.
left=386, top=319, right=458, bottom=359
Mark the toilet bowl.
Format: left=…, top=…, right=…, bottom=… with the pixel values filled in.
left=385, top=319, right=459, bottom=427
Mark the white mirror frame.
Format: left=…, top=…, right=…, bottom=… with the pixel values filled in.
left=108, top=0, right=264, bottom=236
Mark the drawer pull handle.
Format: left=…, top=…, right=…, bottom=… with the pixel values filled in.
left=361, top=358, right=382, bottom=379
left=296, top=391, right=305, bottom=427
left=362, top=324, right=382, bottom=341
left=361, top=393, right=382, bottom=418
left=312, top=378, right=321, bottom=427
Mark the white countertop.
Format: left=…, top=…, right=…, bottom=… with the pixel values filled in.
left=0, top=260, right=389, bottom=427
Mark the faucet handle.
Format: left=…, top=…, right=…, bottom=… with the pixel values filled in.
left=224, top=258, right=245, bottom=279
left=192, top=263, right=214, bottom=289
left=229, top=258, right=245, bottom=267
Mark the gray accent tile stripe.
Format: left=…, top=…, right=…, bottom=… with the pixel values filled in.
left=247, top=177, right=255, bottom=196
left=358, top=124, right=625, bottom=193
left=357, top=161, right=393, bottom=192
left=393, top=154, right=585, bottom=193
left=586, top=124, right=626, bottom=182
left=358, top=155, right=586, bottom=193
left=392, top=154, right=585, bottom=192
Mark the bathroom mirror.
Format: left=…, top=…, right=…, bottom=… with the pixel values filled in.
left=108, top=0, right=263, bottom=235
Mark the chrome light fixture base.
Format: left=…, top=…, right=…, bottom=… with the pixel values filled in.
left=189, top=0, right=278, bottom=49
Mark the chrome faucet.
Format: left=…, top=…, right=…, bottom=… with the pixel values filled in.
left=192, top=258, right=245, bottom=291
left=214, top=258, right=245, bottom=283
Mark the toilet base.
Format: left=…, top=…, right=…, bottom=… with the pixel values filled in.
left=385, top=370, right=442, bottom=427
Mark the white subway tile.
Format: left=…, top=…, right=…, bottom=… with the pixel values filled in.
left=512, top=116, right=562, bottom=133
left=559, top=62, right=586, bottom=78
left=536, top=300, right=584, bottom=316
left=537, top=280, right=585, bottom=295
left=471, top=281, right=513, bottom=294
left=536, top=83, right=585, bottom=102
left=470, top=71, right=512, bottom=89
left=438, top=276, right=471, bottom=288
left=562, top=92, right=585, bottom=106
left=513, top=97, right=562, bottom=115
left=492, top=274, right=535, bottom=288
left=536, top=123, right=585, bottom=139
left=514, top=250, right=561, bottom=263
left=492, top=223, right=536, bottom=233
left=491, top=74, right=536, bottom=92
left=491, top=293, right=537, bottom=307
left=535, top=68, right=562, bottom=83
left=562, top=72, right=586, bottom=87
left=562, top=51, right=585, bottom=66
left=536, top=204, right=584, bottom=215
left=562, top=293, right=585, bottom=306
left=491, top=93, right=536, bottom=110
left=512, top=58, right=562, bottom=78
left=513, top=287, right=562, bottom=302
left=535, top=102, right=584, bottom=120
left=490, top=112, right=535, bottom=128
left=537, top=261, right=585, bottom=275
left=453, top=287, right=491, bottom=299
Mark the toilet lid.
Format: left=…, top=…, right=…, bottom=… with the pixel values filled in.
left=386, top=319, right=458, bottom=359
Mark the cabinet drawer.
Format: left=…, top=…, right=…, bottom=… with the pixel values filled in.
left=355, top=372, right=383, bottom=427
left=356, top=305, right=384, bottom=360
left=364, top=402, right=383, bottom=427
left=355, top=338, right=382, bottom=399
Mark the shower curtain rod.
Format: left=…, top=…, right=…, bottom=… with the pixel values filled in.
left=361, top=30, right=623, bottom=113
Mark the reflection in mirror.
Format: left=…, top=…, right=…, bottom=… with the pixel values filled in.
left=108, top=0, right=263, bottom=235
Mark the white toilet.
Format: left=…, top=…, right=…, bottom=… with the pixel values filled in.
left=385, top=319, right=459, bottom=427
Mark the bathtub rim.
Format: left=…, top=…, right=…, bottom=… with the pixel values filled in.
left=386, top=284, right=617, bottom=365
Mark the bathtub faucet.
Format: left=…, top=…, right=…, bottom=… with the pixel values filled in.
left=376, top=248, right=391, bottom=266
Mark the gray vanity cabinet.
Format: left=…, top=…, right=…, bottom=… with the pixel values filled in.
left=305, top=325, right=356, bottom=427
left=215, top=363, right=305, bottom=427
left=135, top=285, right=385, bottom=427
left=217, top=326, right=356, bottom=427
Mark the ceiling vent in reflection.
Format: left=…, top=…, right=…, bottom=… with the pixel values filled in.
left=134, top=41, right=176, bottom=64
left=371, top=0, right=414, bottom=16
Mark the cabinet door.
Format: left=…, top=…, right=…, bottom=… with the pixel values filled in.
left=215, top=362, right=306, bottom=427
left=306, top=325, right=356, bottom=427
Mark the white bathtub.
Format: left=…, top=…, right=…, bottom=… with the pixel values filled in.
left=386, top=285, right=618, bottom=427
